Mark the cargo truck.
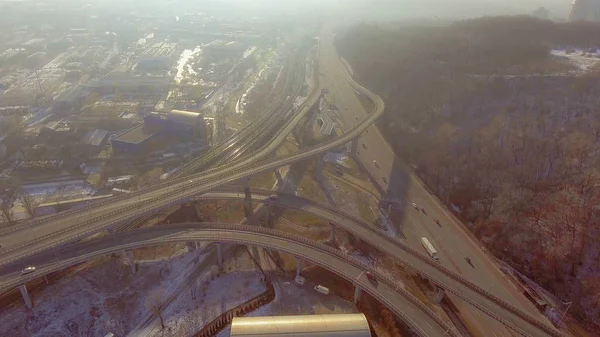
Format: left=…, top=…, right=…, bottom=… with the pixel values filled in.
left=421, top=237, right=439, bottom=261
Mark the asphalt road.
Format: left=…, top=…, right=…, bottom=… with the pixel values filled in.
left=0, top=189, right=560, bottom=337
left=317, top=26, right=552, bottom=337
left=0, top=28, right=561, bottom=336
left=1, top=224, right=459, bottom=337
left=0, top=78, right=329, bottom=266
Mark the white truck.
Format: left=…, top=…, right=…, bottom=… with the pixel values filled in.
left=314, top=285, right=330, bottom=295
left=421, top=237, right=439, bottom=261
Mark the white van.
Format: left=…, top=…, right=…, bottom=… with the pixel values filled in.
left=314, top=285, right=330, bottom=295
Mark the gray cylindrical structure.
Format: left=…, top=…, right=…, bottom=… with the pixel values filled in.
left=231, top=314, right=371, bottom=337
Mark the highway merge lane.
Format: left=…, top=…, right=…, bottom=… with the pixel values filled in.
left=0, top=224, right=460, bottom=337
left=317, top=26, right=551, bottom=337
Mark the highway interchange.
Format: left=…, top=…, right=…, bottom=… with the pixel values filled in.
left=0, top=27, right=563, bottom=337
left=317, top=27, right=556, bottom=337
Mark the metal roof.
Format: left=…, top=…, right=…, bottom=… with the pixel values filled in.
left=82, top=129, right=109, bottom=146
left=167, top=109, right=203, bottom=127
left=230, top=314, right=371, bottom=337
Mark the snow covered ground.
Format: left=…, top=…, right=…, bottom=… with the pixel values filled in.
left=215, top=275, right=358, bottom=337
left=551, top=49, right=600, bottom=73
left=0, top=245, right=266, bottom=337
left=139, top=249, right=266, bottom=337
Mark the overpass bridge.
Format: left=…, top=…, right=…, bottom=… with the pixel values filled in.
left=0, top=63, right=563, bottom=336
left=1, top=188, right=564, bottom=337
left=1, top=223, right=461, bottom=337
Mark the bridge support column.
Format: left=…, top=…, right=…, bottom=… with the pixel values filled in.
left=266, top=204, right=274, bottom=228
left=434, top=287, right=445, bottom=304
left=353, top=285, right=362, bottom=304
left=243, top=178, right=255, bottom=224
left=18, top=285, right=32, bottom=309
left=328, top=223, right=336, bottom=242
left=296, top=258, right=303, bottom=277
left=274, top=169, right=284, bottom=187
left=186, top=242, right=196, bottom=252
left=216, top=243, right=224, bottom=272
left=349, top=137, right=359, bottom=156
left=124, top=250, right=135, bottom=274
left=316, top=155, right=325, bottom=180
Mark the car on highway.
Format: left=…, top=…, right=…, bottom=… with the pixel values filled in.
left=420, top=207, right=427, bottom=215
left=381, top=177, right=387, bottom=184
left=372, top=160, right=379, bottom=168
left=412, top=203, right=418, bottom=209
left=362, top=143, right=366, bottom=149
left=21, top=267, right=36, bottom=275
left=366, top=271, right=377, bottom=283
left=434, top=218, right=441, bottom=226
left=269, top=194, right=278, bottom=200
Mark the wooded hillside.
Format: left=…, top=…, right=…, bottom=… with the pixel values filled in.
left=336, top=17, right=600, bottom=331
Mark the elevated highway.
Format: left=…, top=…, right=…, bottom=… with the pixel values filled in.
left=0, top=65, right=365, bottom=267
left=0, top=188, right=563, bottom=337
left=0, top=223, right=460, bottom=337
left=0, top=39, right=562, bottom=336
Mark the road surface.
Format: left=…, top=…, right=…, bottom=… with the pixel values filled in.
left=2, top=224, right=459, bottom=337
left=317, top=26, right=550, bottom=337
left=0, top=189, right=562, bottom=337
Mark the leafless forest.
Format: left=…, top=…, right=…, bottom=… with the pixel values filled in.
left=336, top=16, right=600, bottom=329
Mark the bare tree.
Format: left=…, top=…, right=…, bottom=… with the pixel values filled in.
left=135, top=168, right=164, bottom=190
left=146, top=288, right=168, bottom=329
left=0, top=200, right=14, bottom=226
left=19, top=193, right=39, bottom=219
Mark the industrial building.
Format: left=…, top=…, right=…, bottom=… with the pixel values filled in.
left=111, top=110, right=206, bottom=154
left=110, top=124, right=160, bottom=154
left=81, top=129, right=109, bottom=155
left=137, top=41, right=177, bottom=73
left=88, top=73, right=171, bottom=94
left=230, top=314, right=371, bottom=337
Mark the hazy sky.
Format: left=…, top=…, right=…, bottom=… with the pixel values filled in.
left=182, top=0, right=572, bottom=20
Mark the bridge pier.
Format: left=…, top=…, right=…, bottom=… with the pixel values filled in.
left=353, top=285, right=362, bottom=304
left=18, top=285, right=32, bottom=309
left=243, top=179, right=256, bottom=225
left=216, top=243, right=224, bottom=272
left=124, top=250, right=135, bottom=274
left=316, top=155, right=325, bottom=180
left=328, top=222, right=336, bottom=242
left=349, top=137, right=359, bottom=156
left=266, top=204, right=274, bottom=228
left=296, top=257, right=303, bottom=276
left=274, top=169, right=284, bottom=187
left=434, top=287, right=445, bottom=304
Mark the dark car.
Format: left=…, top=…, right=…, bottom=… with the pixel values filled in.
left=366, top=271, right=377, bottom=283
left=434, top=218, right=441, bottom=226
left=420, top=207, right=426, bottom=215
left=362, top=143, right=366, bottom=149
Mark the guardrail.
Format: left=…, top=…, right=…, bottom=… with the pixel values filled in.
left=0, top=49, right=317, bottom=236
left=4, top=223, right=461, bottom=337
left=0, top=71, right=380, bottom=267
left=0, top=50, right=562, bottom=336
left=255, top=189, right=560, bottom=336
left=186, top=188, right=561, bottom=337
